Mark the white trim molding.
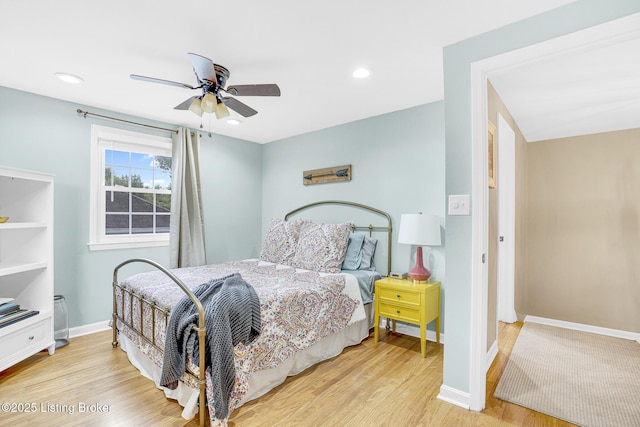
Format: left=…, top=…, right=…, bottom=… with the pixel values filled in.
left=377, top=319, right=444, bottom=344
left=469, top=58, right=490, bottom=413
left=69, top=320, right=111, bottom=339
left=437, top=384, right=470, bottom=410
left=525, top=316, right=640, bottom=343
left=485, top=340, right=498, bottom=373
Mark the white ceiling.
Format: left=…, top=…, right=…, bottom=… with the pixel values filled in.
left=0, top=1, right=577, bottom=144
left=489, top=29, right=640, bottom=142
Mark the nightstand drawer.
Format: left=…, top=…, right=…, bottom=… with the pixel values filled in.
left=379, top=302, right=420, bottom=323
left=377, top=287, right=421, bottom=306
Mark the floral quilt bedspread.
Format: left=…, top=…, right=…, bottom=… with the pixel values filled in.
left=115, top=259, right=365, bottom=425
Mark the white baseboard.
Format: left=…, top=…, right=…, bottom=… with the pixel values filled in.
left=69, top=320, right=111, bottom=339
left=485, top=340, right=498, bottom=373
left=525, top=315, right=640, bottom=342
left=437, top=384, right=470, bottom=409
left=378, top=318, right=444, bottom=344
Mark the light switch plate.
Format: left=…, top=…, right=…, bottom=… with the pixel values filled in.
left=448, top=194, right=470, bottom=215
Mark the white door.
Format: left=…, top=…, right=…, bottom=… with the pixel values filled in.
left=497, top=113, right=517, bottom=323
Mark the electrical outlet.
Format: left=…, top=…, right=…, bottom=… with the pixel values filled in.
left=448, top=195, right=470, bottom=215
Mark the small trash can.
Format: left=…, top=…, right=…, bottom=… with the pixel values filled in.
left=54, top=295, right=69, bottom=348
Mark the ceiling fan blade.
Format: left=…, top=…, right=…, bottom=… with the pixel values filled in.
left=174, top=96, right=199, bottom=110
left=187, top=52, right=216, bottom=83
left=226, top=84, right=281, bottom=96
left=221, top=97, right=258, bottom=117
left=130, top=74, right=197, bottom=90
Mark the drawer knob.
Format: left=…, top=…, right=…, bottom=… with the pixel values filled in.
left=29, top=336, right=35, bottom=340
left=396, top=294, right=401, bottom=298
left=396, top=310, right=401, bottom=314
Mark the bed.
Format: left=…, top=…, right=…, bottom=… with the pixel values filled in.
left=111, top=200, right=392, bottom=426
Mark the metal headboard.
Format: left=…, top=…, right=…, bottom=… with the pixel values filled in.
left=284, top=200, right=392, bottom=277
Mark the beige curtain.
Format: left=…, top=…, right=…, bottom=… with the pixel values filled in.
left=170, top=128, right=206, bottom=268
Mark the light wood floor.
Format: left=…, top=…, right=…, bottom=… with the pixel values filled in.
left=0, top=322, right=574, bottom=426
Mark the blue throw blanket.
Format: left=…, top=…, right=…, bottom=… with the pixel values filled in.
left=160, top=273, right=261, bottom=419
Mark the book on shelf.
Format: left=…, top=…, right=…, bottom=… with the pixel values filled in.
left=0, top=309, right=39, bottom=328
left=0, top=302, right=21, bottom=316
left=0, top=297, right=15, bottom=305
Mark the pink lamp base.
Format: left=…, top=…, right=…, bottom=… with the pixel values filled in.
left=408, top=246, right=432, bottom=283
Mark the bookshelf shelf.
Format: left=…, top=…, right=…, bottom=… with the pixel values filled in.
left=0, top=261, right=48, bottom=277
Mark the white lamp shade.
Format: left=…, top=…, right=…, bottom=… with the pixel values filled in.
left=398, top=213, right=441, bottom=246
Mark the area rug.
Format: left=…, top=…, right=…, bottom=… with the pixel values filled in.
left=494, top=322, right=640, bottom=426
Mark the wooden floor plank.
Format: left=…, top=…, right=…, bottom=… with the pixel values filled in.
left=0, top=322, right=575, bottom=426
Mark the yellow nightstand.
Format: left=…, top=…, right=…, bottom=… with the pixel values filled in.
left=374, top=277, right=441, bottom=358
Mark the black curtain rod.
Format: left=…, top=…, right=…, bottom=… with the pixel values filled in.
left=76, top=109, right=178, bottom=134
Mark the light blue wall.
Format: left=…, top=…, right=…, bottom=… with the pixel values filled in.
left=262, top=102, right=446, bottom=327
left=442, top=0, right=640, bottom=394
left=0, top=86, right=263, bottom=328
left=199, top=132, right=263, bottom=263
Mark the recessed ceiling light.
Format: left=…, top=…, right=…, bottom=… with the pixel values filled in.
left=226, top=118, right=241, bottom=126
left=352, top=68, right=370, bottom=79
left=55, top=72, right=84, bottom=84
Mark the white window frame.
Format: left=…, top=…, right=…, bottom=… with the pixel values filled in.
left=88, top=125, right=172, bottom=251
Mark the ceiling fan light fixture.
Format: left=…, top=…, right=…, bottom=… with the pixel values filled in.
left=201, top=93, right=217, bottom=113
left=130, top=53, right=280, bottom=120
left=188, top=98, right=204, bottom=116
left=215, top=101, right=230, bottom=119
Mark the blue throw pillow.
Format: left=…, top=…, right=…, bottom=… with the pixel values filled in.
left=359, top=236, right=378, bottom=271
left=341, top=233, right=365, bottom=270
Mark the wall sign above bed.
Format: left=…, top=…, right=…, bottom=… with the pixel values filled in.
left=303, top=164, right=351, bottom=185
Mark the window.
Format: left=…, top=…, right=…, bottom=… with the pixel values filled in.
left=89, top=125, right=172, bottom=250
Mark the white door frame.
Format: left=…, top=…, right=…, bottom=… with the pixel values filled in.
left=467, top=12, right=640, bottom=412
left=497, top=113, right=517, bottom=325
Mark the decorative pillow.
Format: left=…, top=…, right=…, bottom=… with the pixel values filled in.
left=291, top=222, right=353, bottom=273
left=259, top=218, right=309, bottom=265
left=359, top=236, right=378, bottom=271
left=341, top=233, right=365, bottom=270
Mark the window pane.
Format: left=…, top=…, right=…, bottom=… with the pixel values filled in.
left=106, top=214, right=130, bottom=235
left=155, top=168, right=171, bottom=190
left=156, top=194, right=171, bottom=212
left=129, top=168, right=148, bottom=189
left=131, top=152, right=151, bottom=168
left=106, top=150, right=130, bottom=167
left=154, top=156, right=172, bottom=188
left=132, top=193, right=154, bottom=212
left=104, top=167, right=113, bottom=186
left=132, top=215, right=153, bottom=234
left=153, top=155, right=172, bottom=169
left=107, top=166, right=130, bottom=187
left=156, top=215, right=170, bottom=233
left=105, top=191, right=129, bottom=213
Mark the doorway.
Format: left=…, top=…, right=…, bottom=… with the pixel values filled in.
left=496, top=112, right=517, bottom=325
left=468, top=11, right=640, bottom=412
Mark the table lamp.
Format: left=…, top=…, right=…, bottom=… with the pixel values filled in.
left=398, top=213, right=441, bottom=282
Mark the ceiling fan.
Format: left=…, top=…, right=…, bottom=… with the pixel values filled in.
left=130, top=52, right=280, bottom=121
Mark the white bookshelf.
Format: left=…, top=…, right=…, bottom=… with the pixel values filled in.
left=0, top=166, right=55, bottom=372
